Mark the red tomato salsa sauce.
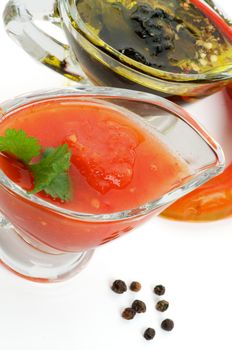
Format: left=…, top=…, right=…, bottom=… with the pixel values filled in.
left=0, top=98, right=189, bottom=251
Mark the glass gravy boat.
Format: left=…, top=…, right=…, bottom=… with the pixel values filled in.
left=0, top=87, right=225, bottom=282
left=3, top=0, right=232, bottom=98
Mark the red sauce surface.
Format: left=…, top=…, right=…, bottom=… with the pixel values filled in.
left=0, top=98, right=188, bottom=251
left=0, top=99, right=188, bottom=213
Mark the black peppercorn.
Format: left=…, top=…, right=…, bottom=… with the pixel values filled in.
left=130, top=281, right=141, bottom=292
left=122, top=307, right=136, bottom=320
left=131, top=300, right=146, bottom=313
left=111, top=280, right=127, bottom=294
left=161, top=319, right=174, bottom=331
left=143, top=328, right=156, bottom=340
left=154, top=284, right=165, bottom=296
left=156, top=300, right=169, bottom=312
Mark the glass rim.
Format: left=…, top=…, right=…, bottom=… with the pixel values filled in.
left=0, top=86, right=225, bottom=222
left=61, top=0, right=232, bottom=83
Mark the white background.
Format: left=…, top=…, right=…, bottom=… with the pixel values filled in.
left=0, top=1, right=232, bottom=349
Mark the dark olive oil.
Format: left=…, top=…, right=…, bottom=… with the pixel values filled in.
left=76, top=0, right=232, bottom=74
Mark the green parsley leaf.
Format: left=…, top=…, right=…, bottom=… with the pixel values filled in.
left=0, top=129, right=41, bottom=164
left=0, top=128, right=72, bottom=202
left=43, top=172, right=71, bottom=201
left=30, top=145, right=72, bottom=201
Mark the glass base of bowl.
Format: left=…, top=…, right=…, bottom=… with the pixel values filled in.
left=0, top=226, right=94, bottom=283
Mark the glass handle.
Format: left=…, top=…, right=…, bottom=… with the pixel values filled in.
left=3, top=0, right=88, bottom=83
left=0, top=213, right=12, bottom=229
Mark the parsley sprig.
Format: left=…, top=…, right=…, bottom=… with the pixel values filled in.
left=0, top=129, right=41, bottom=163
left=0, top=129, right=72, bottom=201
